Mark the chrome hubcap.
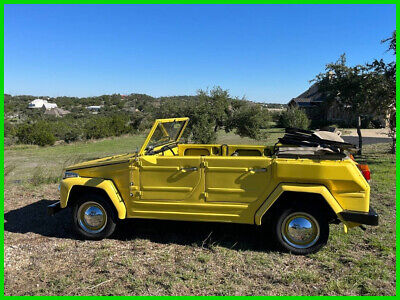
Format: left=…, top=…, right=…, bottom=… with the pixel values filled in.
left=77, top=202, right=107, bottom=234
left=281, top=212, right=320, bottom=249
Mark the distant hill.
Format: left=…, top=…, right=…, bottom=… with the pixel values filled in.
left=4, top=93, right=285, bottom=117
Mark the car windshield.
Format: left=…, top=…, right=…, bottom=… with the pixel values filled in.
left=146, top=120, right=186, bottom=150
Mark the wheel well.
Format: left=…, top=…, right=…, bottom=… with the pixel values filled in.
left=68, top=185, right=119, bottom=217
left=261, top=191, right=338, bottom=225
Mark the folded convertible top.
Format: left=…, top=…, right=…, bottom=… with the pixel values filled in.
left=276, top=128, right=357, bottom=158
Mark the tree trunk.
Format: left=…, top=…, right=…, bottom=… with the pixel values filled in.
left=214, top=124, right=219, bottom=132
left=391, top=137, right=396, bottom=154
left=357, top=115, right=362, bottom=155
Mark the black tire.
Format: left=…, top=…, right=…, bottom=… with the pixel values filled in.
left=272, top=204, right=329, bottom=255
left=72, top=193, right=117, bottom=240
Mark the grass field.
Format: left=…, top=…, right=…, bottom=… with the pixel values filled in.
left=4, top=129, right=285, bottom=186
left=4, top=131, right=396, bottom=296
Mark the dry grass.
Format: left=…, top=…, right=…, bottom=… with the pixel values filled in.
left=3, top=136, right=396, bottom=296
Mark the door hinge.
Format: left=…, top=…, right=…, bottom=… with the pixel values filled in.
left=130, top=191, right=142, bottom=197
left=200, top=161, right=208, bottom=168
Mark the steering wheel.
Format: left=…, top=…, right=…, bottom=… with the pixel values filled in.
left=163, top=145, right=176, bottom=156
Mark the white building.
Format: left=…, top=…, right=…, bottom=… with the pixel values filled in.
left=28, top=99, right=58, bottom=110
left=43, top=102, right=58, bottom=109
left=86, top=105, right=102, bottom=111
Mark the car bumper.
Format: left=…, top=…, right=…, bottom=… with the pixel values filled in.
left=338, top=207, right=379, bottom=226
left=47, top=201, right=62, bottom=216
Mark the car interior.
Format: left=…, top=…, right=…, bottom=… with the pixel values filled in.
left=147, top=143, right=274, bottom=157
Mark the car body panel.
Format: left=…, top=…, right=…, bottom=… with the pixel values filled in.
left=66, top=153, right=133, bottom=170
left=60, top=177, right=127, bottom=219
left=254, top=182, right=344, bottom=225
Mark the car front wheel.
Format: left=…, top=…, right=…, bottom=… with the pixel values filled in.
left=273, top=205, right=329, bottom=255
left=72, top=194, right=117, bottom=240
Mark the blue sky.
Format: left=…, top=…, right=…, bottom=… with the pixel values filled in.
left=4, top=4, right=396, bottom=103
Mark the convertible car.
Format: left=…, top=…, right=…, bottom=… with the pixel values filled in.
left=48, top=117, right=378, bottom=254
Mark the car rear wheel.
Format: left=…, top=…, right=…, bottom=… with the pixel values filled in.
left=72, top=194, right=117, bottom=240
left=273, top=205, right=329, bottom=255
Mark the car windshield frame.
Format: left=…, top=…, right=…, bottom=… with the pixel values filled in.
left=138, top=118, right=189, bottom=155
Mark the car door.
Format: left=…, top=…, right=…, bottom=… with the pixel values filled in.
left=138, top=156, right=202, bottom=201
left=204, top=156, right=272, bottom=204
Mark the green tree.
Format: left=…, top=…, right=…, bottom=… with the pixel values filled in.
left=202, top=86, right=231, bottom=132
left=369, top=30, right=396, bottom=153
left=226, top=105, right=269, bottom=140
left=183, top=94, right=218, bottom=143
left=313, top=54, right=387, bottom=154
left=156, top=98, right=184, bottom=119
left=165, top=87, right=269, bottom=144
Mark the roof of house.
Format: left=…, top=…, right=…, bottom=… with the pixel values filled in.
left=31, top=98, right=48, bottom=103
left=291, top=101, right=314, bottom=107
left=291, top=98, right=313, bottom=103
left=43, top=102, right=58, bottom=109
left=29, top=99, right=47, bottom=107
left=29, top=99, right=59, bottom=109
left=288, top=83, right=325, bottom=106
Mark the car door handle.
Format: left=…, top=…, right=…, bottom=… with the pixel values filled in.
left=248, top=168, right=267, bottom=174
left=180, top=167, right=198, bottom=172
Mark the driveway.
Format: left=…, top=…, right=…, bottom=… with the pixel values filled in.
left=339, top=128, right=392, bottom=145
left=342, top=136, right=392, bottom=145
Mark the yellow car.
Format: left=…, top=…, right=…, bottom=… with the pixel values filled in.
left=48, top=117, right=378, bottom=254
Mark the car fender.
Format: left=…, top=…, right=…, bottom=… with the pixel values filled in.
left=60, top=177, right=127, bottom=219
left=254, top=183, right=344, bottom=225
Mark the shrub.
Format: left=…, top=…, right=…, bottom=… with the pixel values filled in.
left=84, top=117, right=112, bottom=139
left=51, top=121, right=70, bottom=141
left=64, top=127, right=81, bottom=143
left=4, top=120, right=16, bottom=137
left=34, top=130, right=56, bottom=146
left=279, top=107, right=311, bottom=130
left=270, top=111, right=283, bottom=125
left=133, top=114, right=153, bottom=133
left=109, top=115, right=130, bottom=136
left=16, top=121, right=56, bottom=146
left=30, top=167, right=60, bottom=186
left=84, top=115, right=130, bottom=139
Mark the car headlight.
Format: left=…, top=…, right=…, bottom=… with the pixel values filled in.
left=63, top=171, right=79, bottom=179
